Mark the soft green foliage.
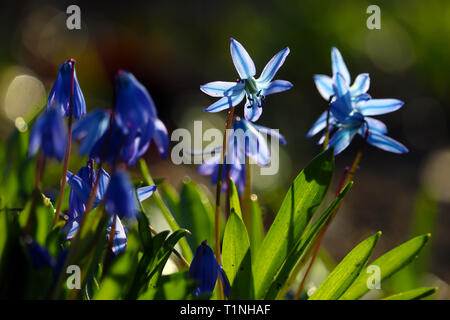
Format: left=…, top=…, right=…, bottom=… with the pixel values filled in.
left=178, top=180, right=214, bottom=251
left=340, top=234, right=431, bottom=300
left=265, top=182, right=352, bottom=299
left=249, top=195, right=264, bottom=260
left=253, top=148, right=334, bottom=299
left=309, top=232, right=381, bottom=300
left=222, top=180, right=253, bottom=299
left=382, top=287, right=437, bottom=300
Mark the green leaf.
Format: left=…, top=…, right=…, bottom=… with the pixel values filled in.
left=179, top=180, right=214, bottom=251
left=339, top=234, right=431, bottom=300
left=309, top=231, right=381, bottom=300
left=222, top=182, right=253, bottom=299
left=93, top=232, right=140, bottom=300
left=249, top=195, right=264, bottom=260
left=382, top=287, right=437, bottom=300
left=253, top=148, right=334, bottom=299
left=152, top=271, right=197, bottom=300
left=265, top=182, right=352, bottom=299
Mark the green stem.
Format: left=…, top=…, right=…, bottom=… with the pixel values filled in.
left=139, top=159, right=193, bottom=262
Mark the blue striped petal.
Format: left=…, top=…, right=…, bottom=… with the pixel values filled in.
left=366, top=132, right=408, bottom=154
left=230, top=38, right=256, bottom=80
left=153, top=118, right=169, bottom=158
left=328, top=128, right=358, bottom=155
left=313, top=74, right=334, bottom=101
left=331, top=47, right=351, bottom=85
left=244, top=99, right=263, bottom=122
left=306, top=111, right=328, bottom=138
left=258, top=47, right=290, bottom=85
left=253, top=124, right=287, bottom=145
left=356, top=98, right=404, bottom=116
left=365, top=117, right=387, bottom=134
left=262, top=80, right=293, bottom=96
left=107, top=217, right=127, bottom=256
left=350, top=73, right=370, bottom=96
left=137, top=185, right=157, bottom=202
left=204, top=91, right=245, bottom=112
left=200, top=81, right=244, bottom=97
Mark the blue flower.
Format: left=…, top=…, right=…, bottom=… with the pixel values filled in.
left=198, top=118, right=286, bottom=193
left=47, top=59, right=86, bottom=119
left=28, top=108, right=67, bottom=161
left=307, top=47, right=408, bottom=155
left=24, top=236, right=68, bottom=277
left=113, top=71, right=169, bottom=161
left=24, top=237, right=55, bottom=269
left=64, top=165, right=110, bottom=240
left=64, top=165, right=156, bottom=255
left=103, top=170, right=156, bottom=223
left=198, top=155, right=246, bottom=194
left=73, top=73, right=170, bottom=166
left=201, top=38, right=293, bottom=122
left=72, top=109, right=111, bottom=155
left=189, top=240, right=230, bottom=297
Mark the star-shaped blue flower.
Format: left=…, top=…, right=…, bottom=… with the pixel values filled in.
left=198, top=118, right=286, bottom=194
left=189, top=240, right=230, bottom=297
left=201, top=38, right=293, bottom=122
left=307, top=47, right=408, bottom=155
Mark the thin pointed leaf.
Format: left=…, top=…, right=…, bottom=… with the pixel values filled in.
left=309, top=232, right=381, bottom=300
left=339, top=234, right=431, bottom=300
left=253, top=149, right=334, bottom=299
left=265, top=182, right=352, bottom=300
left=382, top=287, right=437, bottom=300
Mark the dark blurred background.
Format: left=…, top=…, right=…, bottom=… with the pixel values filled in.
left=0, top=0, right=448, bottom=298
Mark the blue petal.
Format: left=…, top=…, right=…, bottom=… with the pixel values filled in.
left=356, top=99, right=404, bottom=116
left=329, top=91, right=353, bottom=123
left=313, top=75, right=334, bottom=101
left=331, top=47, right=351, bottom=85
left=306, top=111, right=328, bottom=138
left=66, top=170, right=92, bottom=205
left=189, top=241, right=220, bottom=296
left=218, top=266, right=231, bottom=297
left=152, top=118, right=169, bottom=158
left=72, top=69, right=87, bottom=119
left=114, top=71, right=157, bottom=136
left=230, top=38, right=256, bottom=80
left=350, top=73, right=370, bottom=96
left=25, top=238, right=55, bottom=269
left=104, top=170, right=138, bottom=221
left=107, top=217, right=128, bottom=256
left=28, top=111, right=45, bottom=158
left=63, top=216, right=80, bottom=240
left=366, top=132, right=408, bottom=154
left=253, top=124, right=287, bottom=145
left=258, top=47, right=290, bottom=85
left=328, top=128, right=358, bottom=155
left=200, top=81, right=244, bottom=97
left=262, top=80, right=293, bottom=96
left=204, top=91, right=245, bottom=113
left=198, top=153, right=221, bottom=176
left=365, top=117, right=387, bottom=134
left=72, top=109, right=110, bottom=155
left=137, top=185, right=157, bottom=202
left=244, top=99, right=263, bottom=123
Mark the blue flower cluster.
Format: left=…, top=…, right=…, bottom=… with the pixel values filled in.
left=28, top=62, right=166, bottom=256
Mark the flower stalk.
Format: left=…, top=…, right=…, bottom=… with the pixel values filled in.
left=215, top=106, right=235, bottom=300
